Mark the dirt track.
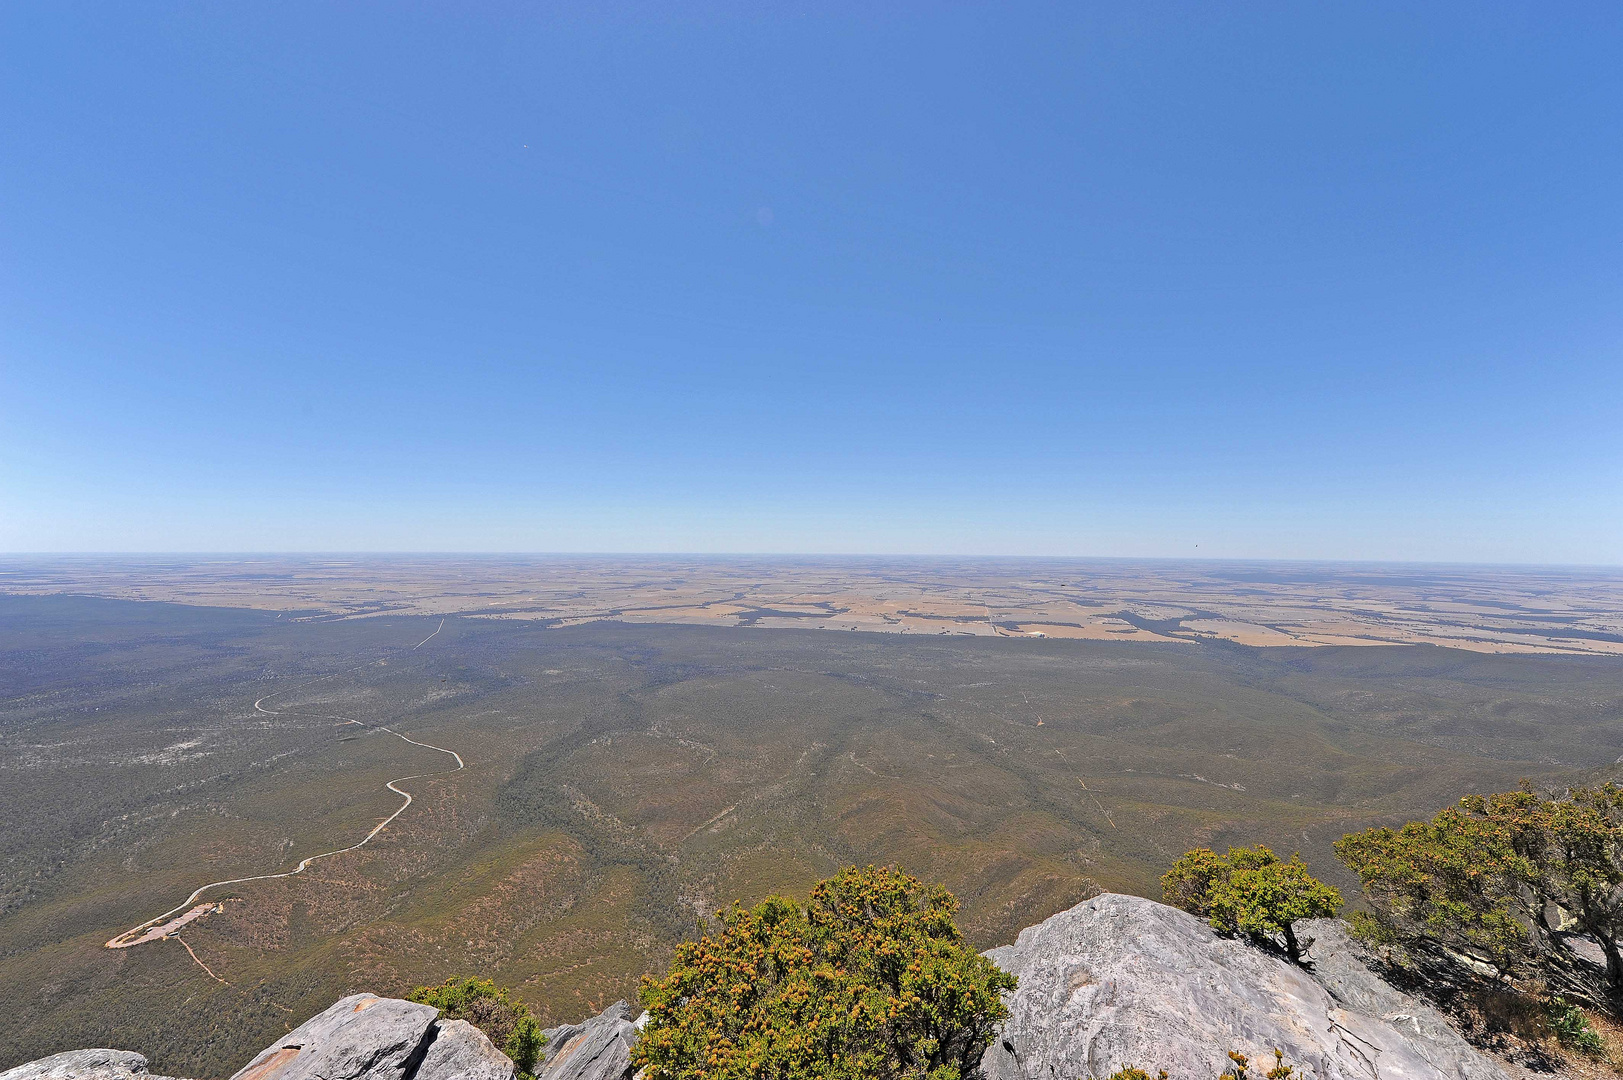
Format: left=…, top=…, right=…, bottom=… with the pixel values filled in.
left=104, top=620, right=462, bottom=951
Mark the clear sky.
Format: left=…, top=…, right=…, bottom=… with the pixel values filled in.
left=2, top=3, right=1620, bottom=561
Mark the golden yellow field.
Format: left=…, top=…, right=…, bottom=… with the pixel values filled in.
left=4, top=555, right=1621, bottom=655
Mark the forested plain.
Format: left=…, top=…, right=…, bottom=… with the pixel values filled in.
left=3, top=594, right=1622, bottom=1076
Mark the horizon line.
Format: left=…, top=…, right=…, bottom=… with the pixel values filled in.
left=2, top=551, right=1621, bottom=572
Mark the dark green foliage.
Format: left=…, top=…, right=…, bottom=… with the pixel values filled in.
left=633, top=865, right=1017, bottom=1080
left=408, top=977, right=546, bottom=1075
left=1335, top=784, right=1623, bottom=994
left=1161, top=847, right=1342, bottom=960
left=506, top=1015, right=547, bottom=1077
left=1159, top=846, right=1229, bottom=916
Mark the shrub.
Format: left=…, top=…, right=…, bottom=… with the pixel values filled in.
left=1343, top=910, right=1399, bottom=948
left=1545, top=999, right=1606, bottom=1056
left=1333, top=801, right=1531, bottom=977
left=632, top=864, right=1017, bottom=1080
left=1160, top=846, right=1230, bottom=917
left=1335, top=783, right=1623, bottom=995
left=1223, top=1050, right=1295, bottom=1080
left=505, top=1014, right=547, bottom=1076
left=408, top=976, right=547, bottom=1076
left=1161, top=846, right=1341, bottom=961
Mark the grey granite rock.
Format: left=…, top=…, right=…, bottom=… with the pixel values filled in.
left=1298, top=919, right=1512, bottom=1080
left=0, top=1050, right=187, bottom=1080
left=981, top=893, right=1514, bottom=1080
left=12, top=902, right=1538, bottom=1080
left=1554, top=931, right=1608, bottom=972
left=414, top=1020, right=515, bottom=1080
left=535, top=1001, right=638, bottom=1080
left=230, top=993, right=438, bottom=1080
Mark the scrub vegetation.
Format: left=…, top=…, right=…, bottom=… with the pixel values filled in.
left=633, top=865, right=1014, bottom=1080
left=1337, top=783, right=1623, bottom=1012
left=407, top=977, right=546, bottom=1076
left=1160, top=846, right=1341, bottom=961
left=3, top=594, right=1623, bottom=1075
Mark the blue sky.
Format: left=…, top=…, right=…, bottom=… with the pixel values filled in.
left=2, top=3, right=1620, bottom=561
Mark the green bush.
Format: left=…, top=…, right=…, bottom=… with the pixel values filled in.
left=632, top=864, right=1017, bottom=1080
left=1160, top=846, right=1230, bottom=916
left=1545, top=999, right=1606, bottom=1056
left=505, top=1014, right=547, bottom=1077
left=1161, top=846, right=1342, bottom=961
left=1343, top=910, right=1399, bottom=948
left=1335, top=783, right=1623, bottom=993
left=408, top=976, right=547, bottom=1077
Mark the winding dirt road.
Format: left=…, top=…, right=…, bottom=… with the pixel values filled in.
left=105, top=620, right=462, bottom=950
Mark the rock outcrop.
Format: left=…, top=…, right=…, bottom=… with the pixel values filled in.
left=981, top=893, right=1513, bottom=1080
left=1, top=995, right=638, bottom=1080
left=415, top=1019, right=515, bottom=1080
left=230, top=994, right=441, bottom=1080
left=534, top=1000, right=639, bottom=1080
left=3, top=896, right=1546, bottom=1080
left=1296, top=918, right=1511, bottom=1080
left=0, top=1050, right=188, bottom=1080
left=224, top=994, right=527, bottom=1080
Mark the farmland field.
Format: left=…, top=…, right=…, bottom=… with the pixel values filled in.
left=3, top=588, right=1622, bottom=1076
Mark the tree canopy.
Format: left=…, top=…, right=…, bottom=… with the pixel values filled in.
left=632, top=865, right=1017, bottom=1080
left=1161, top=845, right=1342, bottom=961
left=1335, top=783, right=1623, bottom=1000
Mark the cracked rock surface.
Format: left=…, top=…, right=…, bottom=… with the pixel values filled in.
left=980, top=893, right=1513, bottom=1080
left=0, top=1050, right=189, bottom=1080
left=414, top=1019, right=515, bottom=1080
left=534, top=1000, right=639, bottom=1080
left=229, top=994, right=440, bottom=1080
left=1297, top=918, right=1513, bottom=1080
left=4, top=996, right=641, bottom=1080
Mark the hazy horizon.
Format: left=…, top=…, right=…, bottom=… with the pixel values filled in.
left=5, top=551, right=1623, bottom=569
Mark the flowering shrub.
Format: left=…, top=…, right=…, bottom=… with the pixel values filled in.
left=632, top=865, right=1017, bottom=1080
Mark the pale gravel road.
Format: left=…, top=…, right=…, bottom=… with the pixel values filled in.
left=105, top=620, right=462, bottom=950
